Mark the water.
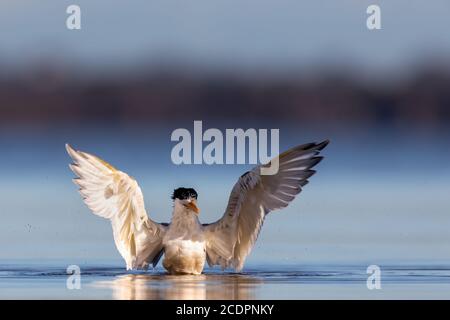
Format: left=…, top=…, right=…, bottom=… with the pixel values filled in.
left=1, top=127, right=449, bottom=299
left=1, top=263, right=450, bottom=299
left=1, top=127, right=450, bottom=264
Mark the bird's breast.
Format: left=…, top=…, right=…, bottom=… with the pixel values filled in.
left=164, top=238, right=206, bottom=256
left=162, top=238, right=206, bottom=275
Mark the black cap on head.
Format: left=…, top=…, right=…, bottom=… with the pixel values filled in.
left=171, top=187, right=198, bottom=200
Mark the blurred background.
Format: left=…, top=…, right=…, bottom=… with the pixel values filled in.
left=0, top=0, right=449, bottom=266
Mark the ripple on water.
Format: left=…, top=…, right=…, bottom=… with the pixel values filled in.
left=1, top=264, right=450, bottom=299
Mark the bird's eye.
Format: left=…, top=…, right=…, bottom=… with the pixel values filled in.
left=191, top=193, right=197, bottom=199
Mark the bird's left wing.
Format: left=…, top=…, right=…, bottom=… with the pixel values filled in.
left=203, top=140, right=329, bottom=271
left=66, top=144, right=168, bottom=270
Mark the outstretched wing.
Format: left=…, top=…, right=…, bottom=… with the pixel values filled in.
left=66, top=144, right=168, bottom=270
left=203, top=140, right=329, bottom=271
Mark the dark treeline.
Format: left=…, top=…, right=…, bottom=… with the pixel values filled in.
left=0, top=67, right=449, bottom=130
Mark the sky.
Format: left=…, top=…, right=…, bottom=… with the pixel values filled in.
left=0, top=0, right=450, bottom=78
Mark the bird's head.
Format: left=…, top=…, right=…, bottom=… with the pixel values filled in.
left=171, top=187, right=200, bottom=215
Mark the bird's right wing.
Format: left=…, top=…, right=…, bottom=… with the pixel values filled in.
left=66, top=144, right=168, bottom=270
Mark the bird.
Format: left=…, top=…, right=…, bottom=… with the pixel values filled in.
left=66, top=140, right=329, bottom=275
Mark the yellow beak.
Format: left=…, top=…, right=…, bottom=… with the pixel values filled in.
left=185, top=201, right=200, bottom=214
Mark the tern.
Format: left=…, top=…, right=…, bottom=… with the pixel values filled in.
left=66, top=140, right=329, bottom=274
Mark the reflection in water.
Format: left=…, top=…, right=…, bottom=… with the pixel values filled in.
left=93, top=273, right=262, bottom=300
left=2, top=265, right=450, bottom=299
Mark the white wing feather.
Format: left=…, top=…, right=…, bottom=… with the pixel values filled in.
left=204, top=140, right=329, bottom=271
left=66, top=144, right=167, bottom=270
